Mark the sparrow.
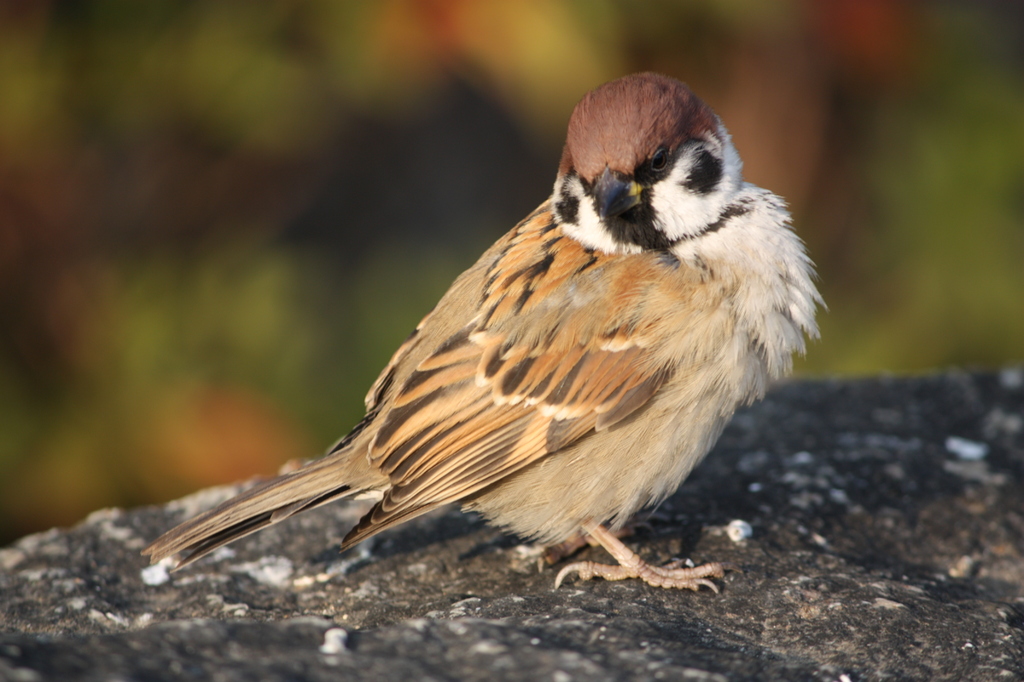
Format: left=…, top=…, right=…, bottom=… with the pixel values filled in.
left=143, top=73, right=821, bottom=591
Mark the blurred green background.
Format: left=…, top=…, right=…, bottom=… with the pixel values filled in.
left=1, top=0, right=1022, bottom=544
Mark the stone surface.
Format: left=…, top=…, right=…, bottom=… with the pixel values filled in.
left=2, top=369, right=1024, bottom=681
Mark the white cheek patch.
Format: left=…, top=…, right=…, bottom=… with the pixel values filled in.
left=651, top=126, right=745, bottom=242
left=650, top=162, right=725, bottom=241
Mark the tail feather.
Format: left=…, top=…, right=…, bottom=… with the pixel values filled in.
left=340, top=499, right=444, bottom=551
left=143, top=457, right=373, bottom=568
left=161, top=508, right=285, bottom=569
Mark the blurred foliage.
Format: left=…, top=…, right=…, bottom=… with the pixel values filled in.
left=0, top=0, right=1021, bottom=542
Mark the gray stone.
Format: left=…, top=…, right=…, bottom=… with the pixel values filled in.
left=2, top=370, right=1023, bottom=681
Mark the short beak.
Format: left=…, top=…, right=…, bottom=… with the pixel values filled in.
left=594, top=167, right=642, bottom=219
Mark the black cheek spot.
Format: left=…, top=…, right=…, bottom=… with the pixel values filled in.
left=682, top=149, right=723, bottom=195
left=556, top=191, right=579, bottom=224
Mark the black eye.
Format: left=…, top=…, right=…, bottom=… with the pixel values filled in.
left=650, top=147, right=669, bottom=172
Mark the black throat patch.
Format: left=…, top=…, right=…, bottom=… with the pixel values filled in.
left=600, top=198, right=675, bottom=250
left=573, top=174, right=673, bottom=250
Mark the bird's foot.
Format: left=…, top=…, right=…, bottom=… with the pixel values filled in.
left=552, top=523, right=735, bottom=592
left=554, top=557, right=731, bottom=591
left=541, top=520, right=650, bottom=566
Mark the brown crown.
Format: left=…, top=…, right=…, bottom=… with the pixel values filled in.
left=558, top=73, right=719, bottom=182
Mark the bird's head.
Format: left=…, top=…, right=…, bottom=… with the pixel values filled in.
left=553, top=73, right=744, bottom=254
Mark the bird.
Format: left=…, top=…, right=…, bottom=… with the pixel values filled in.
left=143, top=72, right=821, bottom=591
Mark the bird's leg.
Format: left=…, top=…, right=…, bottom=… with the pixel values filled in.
left=553, top=524, right=733, bottom=592
left=541, top=520, right=648, bottom=566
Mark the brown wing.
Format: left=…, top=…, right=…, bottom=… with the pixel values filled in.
left=343, top=214, right=676, bottom=547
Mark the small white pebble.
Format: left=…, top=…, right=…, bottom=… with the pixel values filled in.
left=232, top=556, right=293, bottom=588
left=209, top=546, right=236, bottom=562
left=949, top=555, right=975, bottom=578
left=2, top=666, right=41, bottom=682
left=320, top=627, right=348, bottom=654
left=405, top=619, right=429, bottom=632
left=332, top=552, right=373, bottom=576
left=945, top=436, right=989, bottom=461
left=747, top=482, right=762, bottom=493
left=791, top=451, right=815, bottom=465
left=292, top=575, right=317, bottom=589
left=468, top=640, right=507, bottom=655
left=828, top=488, right=850, bottom=505
left=0, top=548, right=26, bottom=570
left=514, top=544, right=545, bottom=558
left=999, top=367, right=1023, bottom=390
left=140, top=562, right=171, bottom=587
left=105, top=611, right=130, bottom=627
left=726, top=520, right=753, bottom=543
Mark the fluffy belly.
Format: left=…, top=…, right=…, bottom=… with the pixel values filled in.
left=463, top=355, right=758, bottom=544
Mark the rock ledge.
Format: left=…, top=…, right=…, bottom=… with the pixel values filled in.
left=2, top=369, right=1023, bottom=681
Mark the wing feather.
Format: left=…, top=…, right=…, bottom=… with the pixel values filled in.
left=343, top=210, right=680, bottom=548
